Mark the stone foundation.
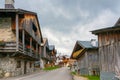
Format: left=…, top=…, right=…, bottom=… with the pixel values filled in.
left=0, top=57, right=35, bottom=78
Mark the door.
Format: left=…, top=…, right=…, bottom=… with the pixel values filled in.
left=24, top=61, right=27, bottom=74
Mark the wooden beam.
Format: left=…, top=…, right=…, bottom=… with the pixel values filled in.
left=36, top=44, right=38, bottom=53
left=16, top=14, right=19, bottom=51
left=39, top=46, right=41, bottom=58
left=22, top=29, right=25, bottom=53
left=35, top=44, right=37, bottom=58
left=30, top=38, right=32, bottom=55
left=85, top=51, right=88, bottom=69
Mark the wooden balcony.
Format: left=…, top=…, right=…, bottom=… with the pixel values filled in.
left=23, top=25, right=41, bottom=45
left=0, top=42, right=40, bottom=60
left=0, top=42, right=16, bottom=52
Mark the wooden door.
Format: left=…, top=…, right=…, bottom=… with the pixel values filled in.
left=24, top=61, right=27, bottom=74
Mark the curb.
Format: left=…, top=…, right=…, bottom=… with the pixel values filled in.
left=0, top=70, right=44, bottom=80
left=72, top=74, right=75, bottom=80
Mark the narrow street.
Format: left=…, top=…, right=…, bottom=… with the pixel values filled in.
left=0, top=67, right=73, bottom=80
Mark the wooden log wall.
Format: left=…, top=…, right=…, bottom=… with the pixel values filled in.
left=11, top=14, right=41, bottom=44
left=98, top=31, right=120, bottom=74
left=98, top=31, right=120, bottom=47
left=87, top=49, right=99, bottom=68
left=78, top=53, right=87, bottom=69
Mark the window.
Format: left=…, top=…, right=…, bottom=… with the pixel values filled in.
left=32, top=23, right=37, bottom=32
left=17, top=61, right=21, bottom=68
left=32, top=23, right=38, bottom=36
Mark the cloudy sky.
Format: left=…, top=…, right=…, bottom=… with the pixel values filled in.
left=0, top=0, right=120, bottom=56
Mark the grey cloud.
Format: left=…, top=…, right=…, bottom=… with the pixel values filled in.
left=0, top=0, right=120, bottom=55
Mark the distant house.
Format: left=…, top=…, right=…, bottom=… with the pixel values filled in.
left=40, top=38, right=49, bottom=68
left=0, top=8, right=43, bottom=77
left=71, top=40, right=99, bottom=76
left=41, top=41, right=57, bottom=68
left=92, top=18, right=120, bottom=80
left=49, top=45, right=57, bottom=66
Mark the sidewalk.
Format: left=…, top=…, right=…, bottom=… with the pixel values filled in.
left=73, top=75, right=88, bottom=80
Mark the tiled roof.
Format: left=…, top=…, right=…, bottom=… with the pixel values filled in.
left=91, top=18, right=120, bottom=34
left=78, top=41, right=98, bottom=49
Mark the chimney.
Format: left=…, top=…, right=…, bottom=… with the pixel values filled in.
left=91, top=39, right=97, bottom=47
left=5, top=0, right=15, bottom=9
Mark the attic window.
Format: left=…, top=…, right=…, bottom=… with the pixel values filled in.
left=32, top=23, right=37, bottom=32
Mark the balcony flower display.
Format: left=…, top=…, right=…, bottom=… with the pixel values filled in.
left=0, top=40, right=5, bottom=47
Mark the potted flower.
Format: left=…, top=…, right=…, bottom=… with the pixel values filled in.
left=0, top=40, right=5, bottom=47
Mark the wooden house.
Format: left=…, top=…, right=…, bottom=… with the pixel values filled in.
left=92, top=18, right=120, bottom=80
left=71, top=40, right=99, bottom=76
left=0, top=8, right=43, bottom=77
left=41, top=40, right=57, bottom=68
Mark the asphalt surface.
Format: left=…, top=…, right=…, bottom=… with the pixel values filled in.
left=0, top=67, right=73, bottom=80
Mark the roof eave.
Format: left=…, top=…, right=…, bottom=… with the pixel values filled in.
left=0, top=8, right=37, bottom=15
left=91, top=26, right=120, bottom=34
left=71, top=48, right=86, bottom=59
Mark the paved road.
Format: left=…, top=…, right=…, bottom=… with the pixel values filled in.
left=1, top=67, right=73, bottom=80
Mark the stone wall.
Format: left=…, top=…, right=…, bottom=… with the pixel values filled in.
left=0, top=57, right=35, bottom=78
left=0, top=17, right=16, bottom=42
left=0, top=28, right=16, bottom=42
left=0, top=57, right=15, bottom=77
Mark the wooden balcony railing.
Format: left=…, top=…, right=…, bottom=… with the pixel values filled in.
left=0, top=42, right=16, bottom=52
left=0, top=41, right=39, bottom=60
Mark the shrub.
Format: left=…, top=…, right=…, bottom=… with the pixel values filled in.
left=43, top=66, right=60, bottom=71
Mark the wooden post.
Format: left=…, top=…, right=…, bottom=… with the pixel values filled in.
left=16, top=14, right=19, bottom=51
left=36, top=44, right=38, bottom=52
left=36, top=44, right=38, bottom=58
left=22, top=29, right=25, bottom=53
left=39, top=46, right=41, bottom=59
left=30, top=38, right=32, bottom=55
left=85, top=51, right=89, bottom=74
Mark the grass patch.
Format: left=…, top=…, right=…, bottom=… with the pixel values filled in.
left=43, top=66, right=60, bottom=71
left=71, top=71, right=77, bottom=75
left=83, top=75, right=100, bottom=80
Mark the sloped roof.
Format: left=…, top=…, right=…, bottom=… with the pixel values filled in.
left=41, top=38, right=48, bottom=46
left=91, top=26, right=120, bottom=34
left=91, top=18, right=120, bottom=34
left=70, top=40, right=98, bottom=59
left=0, top=8, right=43, bottom=43
left=114, top=18, right=120, bottom=26
left=0, top=8, right=36, bottom=15
left=78, top=41, right=98, bottom=49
